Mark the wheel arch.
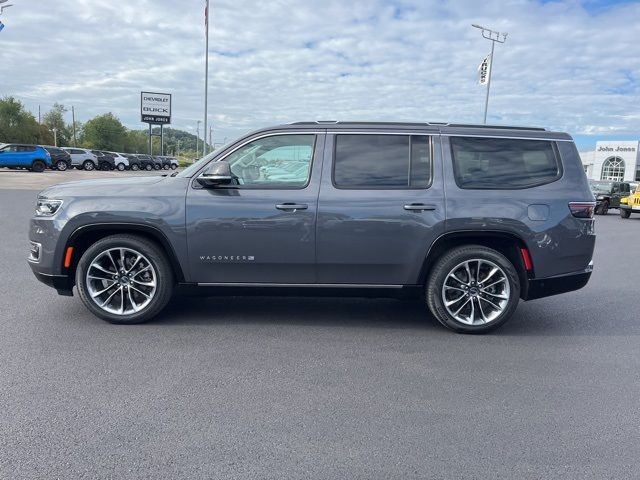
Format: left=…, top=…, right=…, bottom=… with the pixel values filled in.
left=419, top=230, right=531, bottom=299
left=62, top=223, right=186, bottom=288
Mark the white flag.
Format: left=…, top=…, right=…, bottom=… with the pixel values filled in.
left=478, top=53, right=492, bottom=85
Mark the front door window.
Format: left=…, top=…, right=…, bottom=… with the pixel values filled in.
left=223, top=134, right=315, bottom=188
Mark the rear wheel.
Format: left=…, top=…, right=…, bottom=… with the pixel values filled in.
left=154, top=164, right=161, bottom=170
left=621, top=209, right=631, bottom=219
left=170, top=164, right=178, bottom=170
left=426, top=245, right=521, bottom=334
left=145, top=164, right=153, bottom=171
left=83, top=160, right=95, bottom=171
left=117, top=163, right=126, bottom=171
left=30, top=160, right=46, bottom=172
left=131, top=163, right=140, bottom=171
left=55, top=161, right=68, bottom=171
left=76, top=235, right=174, bottom=324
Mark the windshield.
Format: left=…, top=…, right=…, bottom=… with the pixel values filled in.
left=590, top=181, right=612, bottom=191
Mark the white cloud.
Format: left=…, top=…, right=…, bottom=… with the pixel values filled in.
left=1, top=0, right=638, bottom=143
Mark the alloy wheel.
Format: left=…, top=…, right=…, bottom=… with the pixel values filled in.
left=85, top=247, right=157, bottom=315
left=441, top=259, right=510, bottom=325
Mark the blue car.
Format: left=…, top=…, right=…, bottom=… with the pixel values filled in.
left=0, top=143, right=52, bottom=172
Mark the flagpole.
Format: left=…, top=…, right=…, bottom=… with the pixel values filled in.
left=483, top=40, right=495, bottom=125
left=203, top=0, right=209, bottom=158
left=472, top=24, right=507, bottom=124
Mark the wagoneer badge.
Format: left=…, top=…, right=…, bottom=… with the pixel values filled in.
left=200, top=255, right=255, bottom=262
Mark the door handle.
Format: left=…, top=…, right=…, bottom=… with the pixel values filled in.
left=276, top=203, right=308, bottom=211
left=404, top=203, right=436, bottom=212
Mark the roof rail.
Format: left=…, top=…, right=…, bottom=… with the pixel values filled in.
left=289, top=121, right=547, bottom=131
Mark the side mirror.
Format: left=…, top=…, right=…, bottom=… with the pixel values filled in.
left=196, top=161, right=234, bottom=188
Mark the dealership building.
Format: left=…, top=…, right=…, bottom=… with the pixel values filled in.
left=580, top=141, right=640, bottom=182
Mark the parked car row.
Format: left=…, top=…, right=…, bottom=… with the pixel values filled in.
left=589, top=180, right=639, bottom=215
left=0, top=142, right=178, bottom=172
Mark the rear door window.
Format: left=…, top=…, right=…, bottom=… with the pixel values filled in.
left=450, top=137, right=561, bottom=189
left=333, top=134, right=432, bottom=189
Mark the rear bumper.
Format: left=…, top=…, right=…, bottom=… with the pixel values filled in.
left=525, top=262, right=593, bottom=301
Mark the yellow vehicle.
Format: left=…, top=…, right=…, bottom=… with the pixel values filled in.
left=620, top=183, right=640, bottom=219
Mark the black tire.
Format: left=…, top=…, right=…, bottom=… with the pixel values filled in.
left=76, top=235, right=174, bottom=324
left=145, top=164, right=153, bottom=171
left=131, top=163, right=140, bottom=171
left=621, top=209, right=631, bottom=219
left=154, top=164, right=161, bottom=170
left=426, top=245, right=521, bottom=334
left=163, top=164, right=170, bottom=170
left=170, top=164, right=178, bottom=170
left=600, top=201, right=609, bottom=215
left=30, top=160, right=46, bottom=172
left=55, top=161, right=68, bottom=171
left=83, top=160, right=95, bottom=171
left=117, top=163, right=126, bottom=171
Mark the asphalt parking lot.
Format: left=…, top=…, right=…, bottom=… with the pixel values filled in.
left=1, top=171, right=639, bottom=479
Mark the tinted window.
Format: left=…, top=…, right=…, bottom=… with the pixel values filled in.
left=18, top=145, right=36, bottom=152
left=223, top=134, right=315, bottom=188
left=333, top=135, right=431, bottom=189
left=450, top=137, right=560, bottom=189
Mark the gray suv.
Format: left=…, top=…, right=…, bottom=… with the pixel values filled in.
left=28, top=122, right=596, bottom=333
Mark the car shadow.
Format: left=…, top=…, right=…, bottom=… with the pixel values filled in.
left=155, top=295, right=442, bottom=331
left=148, top=293, right=637, bottom=337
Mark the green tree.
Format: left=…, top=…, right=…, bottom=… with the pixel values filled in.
left=0, top=96, right=53, bottom=144
left=42, top=103, right=71, bottom=146
left=80, top=113, right=127, bottom=150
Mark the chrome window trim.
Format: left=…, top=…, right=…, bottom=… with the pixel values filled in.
left=443, top=133, right=572, bottom=142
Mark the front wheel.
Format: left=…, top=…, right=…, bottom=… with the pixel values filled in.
left=83, top=160, right=95, bottom=171
left=76, top=235, right=174, bottom=324
left=117, top=163, right=126, bottom=171
left=145, top=164, right=153, bottom=171
left=426, top=245, right=521, bottom=334
left=131, top=163, right=140, bottom=171
left=170, top=164, right=178, bottom=170
left=55, top=161, right=68, bottom=171
left=621, top=209, right=631, bottom=219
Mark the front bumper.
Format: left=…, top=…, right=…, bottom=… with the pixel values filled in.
left=525, top=262, right=593, bottom=300
left=29, top=267, right=74, bottom=296
left=620, top=204, right=640, bottom=212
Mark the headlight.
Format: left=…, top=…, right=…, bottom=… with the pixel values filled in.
left=35, top=198, right=63, bottom=217
left=596, top=195, right=605, bottom=200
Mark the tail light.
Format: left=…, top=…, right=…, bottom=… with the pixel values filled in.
left=569, top=202, right=595, bottom=218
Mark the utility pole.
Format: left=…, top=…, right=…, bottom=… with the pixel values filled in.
left=38, top=105, right=41, bottom=124
left=472, top=24, right=508, bottom=124
left=71, top=106, right=77, bottom=146
left=203, top=0, right=210, bottom=159
left=196, top=120, right=201, bottom=158
left=52, top=128, right=58, bottom=147
left=209, top=125, right=212, bottom=152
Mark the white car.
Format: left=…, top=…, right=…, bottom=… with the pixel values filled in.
left=61, top=147, right=99, bottom=171
left=108, top=152, right=130, bottom=171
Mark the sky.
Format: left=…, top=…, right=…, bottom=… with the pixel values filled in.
left=0, top=0, right=638, bottom=151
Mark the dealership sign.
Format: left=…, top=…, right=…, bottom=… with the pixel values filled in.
left=140, top=92, right=171, bottom=124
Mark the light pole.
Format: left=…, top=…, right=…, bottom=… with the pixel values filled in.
left=52, top=128, right=58, bottom=147
left=472, top=24, right=507, bottom=124
left=203, top=0, right=210, bottom=159
left=0, top=0, right=13, bottom=16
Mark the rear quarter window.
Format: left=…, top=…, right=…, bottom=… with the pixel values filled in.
left=450, top=137, right=562, bottom=189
